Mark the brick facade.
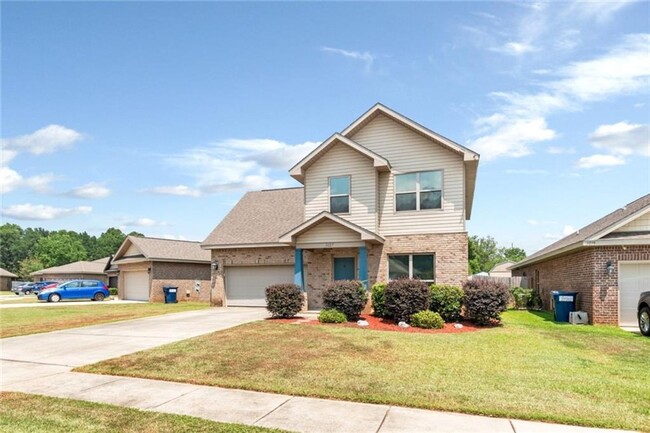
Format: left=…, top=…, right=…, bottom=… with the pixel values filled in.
left=210, top=232, right=469, bottom=309
left=117, top=261, right=211, bottom=303
left=512, top=245, right=650, bottom=324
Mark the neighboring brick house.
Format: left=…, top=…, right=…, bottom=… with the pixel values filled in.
left=202, top=103, right=480, bottom=309
left=0, top=267, right=17, bottom=291
left=511, top=194, right=650, bottom=325
left=31, top=258, right=110, bottom=284
left=112, top=236, right=211, bottom=302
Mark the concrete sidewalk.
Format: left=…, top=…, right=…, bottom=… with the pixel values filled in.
left=0, top=308, right=636, bottom=433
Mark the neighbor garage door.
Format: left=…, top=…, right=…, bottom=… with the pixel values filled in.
left=619, top=262, right=650, bottom=326
left=226, top=266, right=294, bottom=307
left=124, top=270, right=150, bottom=301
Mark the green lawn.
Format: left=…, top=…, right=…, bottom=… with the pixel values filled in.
left=78, top=311, right=650, bottom=432
left=0, top=302, right=209, bottom=338
left=0, top=392, right=287, bottom=433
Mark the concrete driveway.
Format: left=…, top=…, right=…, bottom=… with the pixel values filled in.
left=1, top=307, right=267, bottom=368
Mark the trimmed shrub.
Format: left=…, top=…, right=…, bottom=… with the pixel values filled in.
left=371, top=282, right=387, bottom=317
left=265, top=283, right=304, bottom=318
left=429, top=284, right=463, bottom=322
left=411, top=310, right=445, bottom=329
left=510, top=287, right=533, bottom=310
left=384, top=279, right=430, bottom=322
left=319, top=308, right=347, bottom=323
left=109, top=288, right=118, bottom=296
left=528, top=289, right=543, bottom=310
left=322, top=280, right=367, bottom=321
left=462, top=279, right=509, bottom=325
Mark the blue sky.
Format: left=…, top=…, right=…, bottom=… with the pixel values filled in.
left=2, top=1, right=649, bottom=255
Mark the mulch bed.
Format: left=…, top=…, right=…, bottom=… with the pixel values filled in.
left=266, top=314, right=485, bottom=334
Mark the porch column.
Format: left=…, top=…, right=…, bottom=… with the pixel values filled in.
left=294, top=248, right=305, bottom=291
left=359, top=245, right=368, bottom=290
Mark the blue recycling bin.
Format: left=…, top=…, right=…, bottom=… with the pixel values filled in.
left=551, top=291, right=578, bottom=322
left=163, top=286, right=178, bottom=304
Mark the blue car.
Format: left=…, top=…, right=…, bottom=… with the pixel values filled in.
left=37, top=280, right=110, bottom=303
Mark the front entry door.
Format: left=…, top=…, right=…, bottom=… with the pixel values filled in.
left=334, top=257, right=355, bottom=281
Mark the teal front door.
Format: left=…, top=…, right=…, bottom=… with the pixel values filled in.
left=334, top=257, right=355, bottom=280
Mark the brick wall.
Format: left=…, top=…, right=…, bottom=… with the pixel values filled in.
left=512, top=245, right=650, bottom=324
left=150, top=262, right=211, bottom=303
left=210, top=247, right=294, bottom=306
left=375, top=232, right=469, bottom=286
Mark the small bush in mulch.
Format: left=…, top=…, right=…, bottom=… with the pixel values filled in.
left=429, top=284, right=463, bottom=322
left=301, top=315, right=481, bottom=334
left=318, top=308, right=347, bottom=323
left=370, top=282, right=387, bottom=317
left=384, top=279, right=430, bottom=322
left=463, top=279, right=509, bottom=325
left=265, top=283, right=304, bottom=318
left=322, top=280, right=367, bottom=321
left=410, top=310, right=445, bottom=329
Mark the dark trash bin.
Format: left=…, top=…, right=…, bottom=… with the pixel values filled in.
left=163, top=286, right=178, bottom=304
left=551, top=291, right=578, bottom=322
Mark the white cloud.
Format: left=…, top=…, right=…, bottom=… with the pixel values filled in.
left=124, top=218, right=168, bottom=227
left=492, top=41, right=537, bottom=55
left=321, top=46, right=376, bottom=72
left=589, top=121, right=650, bottom=157
left=1, top=124, right=83, bottom=155
left=1, top=204, right=91, bottom=220
left=143, top=185, right=202, bottom=197
left=67, top=182, right=111, bottom=199
left=165, top=138, right=318, bottom=195
left=0, top=167, right=55, bottom=194
left=575, top=154, right=626, bottom=169
left=470, top=33, right=650, bottom=161
left=547, top=146, right=576, bottom=154
left=564, top=0, right=636, bottom=23
left=563, top=225, right=577, bottom=236
left=0, top=167, right=23, bottom=194
left=470, top=117, right=556, bottom=160
left=543, top=233, right=561, bottom=240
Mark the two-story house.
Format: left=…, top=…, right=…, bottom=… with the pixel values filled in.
left=202, top=104, right=480, bottom=309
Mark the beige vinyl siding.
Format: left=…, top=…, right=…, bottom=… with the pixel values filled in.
left=304, top=142, right=377, bottom=232
left=125, top=243, right=141, bottom=256
left=296, top=220, right=361, bottom=244
left=613, top=211, right=650, bottom=233
left=351, top=114, right=466, bottom=235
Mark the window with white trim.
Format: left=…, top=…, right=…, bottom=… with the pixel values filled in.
left=395, top=170, right=442, bottom=211
left=388, top=254, right=435, bottom=282
left=329, top=175, right=350, bottom=214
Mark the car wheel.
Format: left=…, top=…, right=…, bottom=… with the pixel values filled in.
left=24, top=290, right=32, bottom=295
left=639, top=306, right=650, bottom=337
left=49, top=293, right=61, bottom=303
left=94, top=293, right=105, bottom=302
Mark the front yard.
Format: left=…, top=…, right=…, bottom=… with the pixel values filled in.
left=78, top=310, right=650, bottom=432
left=0, top=303, right=209, bottom=338
left=0, top=392, right=287, bottom=433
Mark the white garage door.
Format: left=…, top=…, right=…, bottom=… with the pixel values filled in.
left=226, top=266, right=294, bottom=307
left=619, top=262, right=650, bottom=326
left=124, top=271, right=150, bottom=301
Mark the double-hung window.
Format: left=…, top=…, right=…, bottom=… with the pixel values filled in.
left=388, top=254, right=435, bottom=282
left=329, top=175, right=350, bottom=214
left=395, top=170, right=442, bottom=211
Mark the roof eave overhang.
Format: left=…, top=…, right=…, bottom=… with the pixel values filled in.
left=289, top=133, right=390, bottom=184
left=201, top=242, right=291, bottom=250
left=510, top=242, right=587, bottom=269
left=279, top=212, right=384, bottom=245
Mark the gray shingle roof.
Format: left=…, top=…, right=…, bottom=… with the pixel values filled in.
left=126, top=236, right=211, bottom=262
left=0, top=267, right=17, bottom=278
left=202, top=188, right=304, bottom=247
left=31, top=258, right=111, bottom=276
left=512, top=193, right=650, bottom=268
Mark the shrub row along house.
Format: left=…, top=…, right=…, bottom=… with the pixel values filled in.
left=201, top=103, right=480, bottom=309
left=511, top=194, right=650, bottom=326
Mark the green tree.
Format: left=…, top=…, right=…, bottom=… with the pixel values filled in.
left=0, top=223, right=24, bottom=272
left=501, top=246, right=526, bottom=263
left=35, top=232, right=88, bottom=268
left=95, top=228, right=128, bottom=259
left=17, top=257, right=44, bottom=280
left=79, top=232, right=99, bottom=260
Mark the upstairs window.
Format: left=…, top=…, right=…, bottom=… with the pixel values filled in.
left=395, top=170, right=442, bottom=211
left=329, top=176, right=350, bottom=214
